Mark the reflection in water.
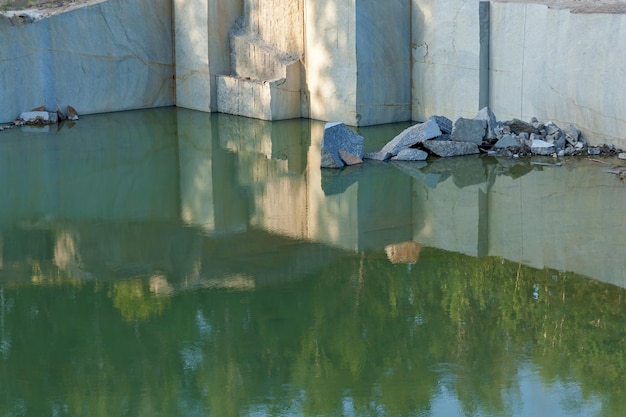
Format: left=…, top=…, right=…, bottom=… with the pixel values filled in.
left=0, top=108, right=625, bottom=416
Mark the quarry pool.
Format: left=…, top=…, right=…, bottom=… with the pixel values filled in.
left=1, top=107, right=625, bottom=416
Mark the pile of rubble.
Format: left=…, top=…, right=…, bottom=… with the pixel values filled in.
left=320, top=107, right=625, bottom=169
left=0, top=104, right=79, bottom=131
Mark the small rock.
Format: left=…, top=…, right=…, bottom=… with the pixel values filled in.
left=619, top=153, right=626, bottom=160
left=19, top=111, right=52, bottom=124
left=531, top=139, right=556, bottom=156
left=67, top=105, right=79, bottom=121
left=565, top=124, right=580, bottom=142
left=55, top=104, right=67, bottom=121
left=544, top=121, right=561, bottom=136
left=587, top=147, right=601, bottom=156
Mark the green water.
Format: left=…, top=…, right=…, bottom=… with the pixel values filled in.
left=1, top=107, right=625, bottom=416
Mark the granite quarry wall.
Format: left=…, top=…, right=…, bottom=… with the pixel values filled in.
left=0, top=0, right=174, bottom=120
left=1, top=0, right=625, bottom=148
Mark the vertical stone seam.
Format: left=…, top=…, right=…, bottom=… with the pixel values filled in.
left=520, top=3, right=527, bottom=118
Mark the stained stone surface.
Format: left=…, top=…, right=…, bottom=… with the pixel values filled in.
left=422, top=140, right=480, bottom=157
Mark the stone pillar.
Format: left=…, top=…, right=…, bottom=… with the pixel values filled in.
left=305, top=0, right=411, bottom=126
left=411, top=0, right=481, bottom=122
left=174, top=0, right=241, bottom=112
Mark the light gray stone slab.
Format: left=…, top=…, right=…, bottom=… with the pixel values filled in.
left=451, top=118, right=486, bottom=144
left=474, top=107, right=498, bottom=139
left=531, top=139, right=555, bottom=156
left=494, top=134, right=521, bottom=149
left=423, top=140, right=480, bottom=157
left=379, top=118, right=441, bottom=157
left=391, top=148, right=428, bottom=161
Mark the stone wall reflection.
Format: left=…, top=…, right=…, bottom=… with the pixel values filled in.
left=0, top=108, right=624, bottom=290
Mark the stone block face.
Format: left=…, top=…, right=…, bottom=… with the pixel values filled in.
left=451, top=118, right=486, bottom=145
left=217, top=61, right=302, bottom=121
left=321, top=122, right=364, bottom=168
left=412, top=0, right=481, bottom=122
left=355, top=0, right=411, bottom=125
left=1, top=0, right=175, bottom=123
left=422, top=140, right=480, bottom=158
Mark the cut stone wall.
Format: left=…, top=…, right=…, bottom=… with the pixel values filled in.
left=0, top=0, right=174, bottom=122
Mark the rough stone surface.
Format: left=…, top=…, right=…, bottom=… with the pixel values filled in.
left=431, top=115, right=453, bottom=134
left=19, top=111, right=51, bottom=123
left=422, top=140, right=480, bottom=157
left=364, top=150, right=392, bottom=161
left=531, top=139, right=556, bottom=156
left=321, top=122, right=364, bottom=168
left=451, top=118, right=487, bottom=145
left=378, top=118, right=441, bottom=157
left=494, top=134, right=520, bottom=149
left=1, top=0, right=175, bottom=123
left=339, top=149, right=363, bottom=166
left=391, top=148, right=429, bottom=161
left=506, top=119, right=538, bottom=134
left=474, top=107, right=498, bottom=139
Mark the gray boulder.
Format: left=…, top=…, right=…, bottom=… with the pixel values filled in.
left=321, top=122, right=364, bottom=168
left=506, top=118, right=538, bottom=134
left=494, top=134, right=520, bottom=149
left=376, top=117, right=441, bottom=158
left=531, top=139, right=555, bottom=156
left=19, top=111, right=57, bottom=124
left=451, top=118, right=486, bottom=145
left=431, top=115, right=453, bottom=134
left=474, top=107, right=498, bottom=140
left=364, top=150, right=392, bottom=161
left=423, top=140, right=480, bottom=157
left=391, top=148, right=428, bottom=161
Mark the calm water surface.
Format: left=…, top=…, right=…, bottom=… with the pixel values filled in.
left=1, top=108, right=626, bottom=416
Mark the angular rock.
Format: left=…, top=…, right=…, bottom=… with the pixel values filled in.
left=19, top=111, right=54, bottom=124
left=391, top=148, right=428, bottom=161
left=506, top=118, right=538, bottom=134
left=619, top=152, right=626, bottom=160
left=338, top=149, right=363, bottom=166
left=544, top=121, right=561, bottom=136
left=321, top=122, right=364, bottom=168
left=364, top=150, right=392, bottom=161
left=565, top=124, right=581, bottom=143
left=451, top=118, right=486, bottom=145
left=531, top=139, right=555, bottom=156
left=378, top=118, right=441, bottom=158
left=55, top=104, right=67, bottom=121
left=431, top=115, right=453, bottom=134
left=494, top=134, right=520, bottom=149
left=474, top=107, right=498, bottom=140
left=67, top=105, right=79, bottom=121
left=422, top=140, right=480, bottom=157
